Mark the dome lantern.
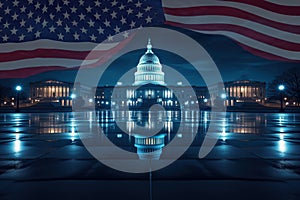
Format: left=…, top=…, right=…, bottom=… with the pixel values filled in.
left=146, top=38, right=153, bottom=54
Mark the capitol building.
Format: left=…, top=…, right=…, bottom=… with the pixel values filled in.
left=28, top=39, right=266, bottom=109
left=111, top=39, right=183, bottom=109
left=133, top=39, right=166, bottom=86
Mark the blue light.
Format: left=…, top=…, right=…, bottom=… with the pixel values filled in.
left=15, top=85, right=22, bottom=91
left=71, top=94, right=76, bottom=99
left=204, top=98, right=208, bottom=103
left=278, top=85, right=285, bottom=91
left=221, top=93, right=227, bottom=99
left=279, top=139, right=286, bottom=153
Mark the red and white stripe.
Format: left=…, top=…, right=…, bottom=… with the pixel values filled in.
left=162, top=0, right=300, bottom=61
left=0, top=36, right=132, bottom=79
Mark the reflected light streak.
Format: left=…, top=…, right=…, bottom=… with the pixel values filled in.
left=279, top=128, right=285, bottom=133
left=278, top=133, right=286, bottom=153
left=220, top=118, right=227, bottom=142
left=127, top=121, right=134, bottom=134
left=70, top=120, right=77, bottom=142
left=278, top=114, right=285, bottom=126
left=89, top=111, right=93, bottom=123
left=14, top=135, right=21, bottom=153
left=279, top=134, right=284, bottom=140
left=203, top=111, right=208, bottom=131
left=279, top=139, right=286, bottom=153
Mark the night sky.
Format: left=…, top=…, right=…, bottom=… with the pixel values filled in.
left=0, top=25, right=299, bottom=90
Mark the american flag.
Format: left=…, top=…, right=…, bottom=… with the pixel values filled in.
left=163, top=0, right=300, bottom=62
left=1, top=0, right=300, bottom=79
left=0, top=0, right=164, bottom=78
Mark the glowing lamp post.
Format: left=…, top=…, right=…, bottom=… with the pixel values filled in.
left=278, top=85, right=285, bottom=112
left=221, top=93, right=227, bottom=99
left=71, top=94, right=76, bottom=99
left=221, top=93, right=227, bottom=107
left=15, top=85, right=22, bottom=112
left=71, top=94, right=76, bottom=107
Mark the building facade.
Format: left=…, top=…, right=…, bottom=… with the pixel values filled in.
left=30, top=80, right=94, bottom=107
left=93, top=39, right=208, bottom=110
left=209, top=80, right=266, bottom=106
left=30, top=80, right=73, bottom=106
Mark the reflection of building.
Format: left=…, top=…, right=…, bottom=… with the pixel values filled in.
left=134, top=134, right=166, bottom=160
left=30, top=80, right=73, bottom=106
left=209, top=80, right=266, bottom=106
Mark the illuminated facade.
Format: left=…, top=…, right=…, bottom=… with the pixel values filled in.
left=94, top=40, right=209, bottom=110
left=133, top=39, right=165, bottom=86
left=209, top=80, right=266, bottom=106
left=30, top=80, right=73, bottom=106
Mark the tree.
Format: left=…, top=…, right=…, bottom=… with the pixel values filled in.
left=268, top=68, right=300, bottom=106
left=0, top=85, right=14, bottom=105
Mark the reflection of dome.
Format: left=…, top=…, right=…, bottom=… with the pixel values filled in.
left=134, top=134, right=166, bottom=160
left=133, top=39, right=166, bottom=86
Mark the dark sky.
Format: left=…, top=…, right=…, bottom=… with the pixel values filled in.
left=0, top=26, right=298, bottom=90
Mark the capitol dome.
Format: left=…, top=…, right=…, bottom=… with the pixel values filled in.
left=133, top=39, right=166, bottom=86
left=139, top=51, right=160, bottom=64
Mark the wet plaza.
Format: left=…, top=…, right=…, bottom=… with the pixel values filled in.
left=0, top=111, right=300, bottom=199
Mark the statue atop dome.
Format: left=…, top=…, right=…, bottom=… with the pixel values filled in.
left=133, top=39, right=166, bottom=86
left=146, top=38, right=153, bottom=54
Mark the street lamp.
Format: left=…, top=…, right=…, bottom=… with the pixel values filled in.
left=15, top=85, right=22, bottom=112
left=278, top=85, right=285, bottom=91
left=278, top=85, right=285, bottom=112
